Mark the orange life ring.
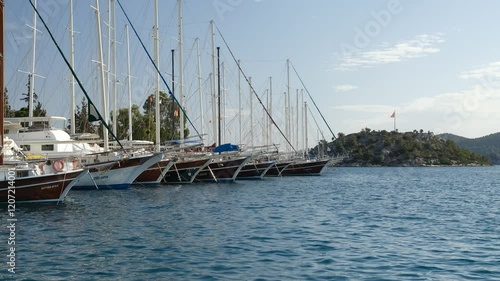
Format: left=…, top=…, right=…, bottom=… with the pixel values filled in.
left=52, top=160, right=65, bottom=172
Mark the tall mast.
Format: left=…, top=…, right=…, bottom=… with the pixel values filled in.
left=249, top=76, right=253, bottom=148
left=221, top=61, right=225, bottom=144
left=265, top=90, right=269, bottom=147
left=1, top=0, right=5, bottom=165
left=304, top=101, right=308, bottom=157
left=125, top=24, right=132, bottom=141
left=171, top=49, right=175, bottom=139
left=210, top=20, right=217, bottom=146
left=154, top=0, right=160, bottom=152
left=268, top=76, right=272, bottom=147
left=237, top=59, right=242, bottom=145
left=196, top=38, right=204, bottom=141
left=217, top=46, right=221, bottom=146
left=285, top=59, right=291, bottom=148
left=69, top=0, right=75, bottom=135
left=28, top=0, right=38, bottom=125
left=111, top=0, right=117, bottom=136
left=95, top=0, right=109, bottom=150
left=178, top=0, right=184, bottom=141
left=301, top=89, right=304, bottom=156
left=295, top=88, right=299, bottom=152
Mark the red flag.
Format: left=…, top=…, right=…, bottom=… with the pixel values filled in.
left=390, top=111, right=396, bottom=118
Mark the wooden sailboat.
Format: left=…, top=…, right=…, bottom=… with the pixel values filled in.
left=163, top=156, right=211, bottom=184
left=0, top=1, right=88, bottom=203
left=194, top=154, right=250, bottom=183
left=134, top=156, right=173, bottom=185
left=236, top=160, right=275, bottom=180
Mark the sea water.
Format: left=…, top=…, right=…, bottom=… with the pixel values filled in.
left=2, top=166, right=500, bottom=280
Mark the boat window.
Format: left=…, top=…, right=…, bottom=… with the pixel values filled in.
left=20, top=145, right=31, bottom=151
left=41, top=144, right=54, bottom=151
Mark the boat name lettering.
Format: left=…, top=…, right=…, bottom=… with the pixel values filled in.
left=41, top=184, right=58, bottom=190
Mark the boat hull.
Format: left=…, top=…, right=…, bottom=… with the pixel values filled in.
left=73, top=153, right=163, bottom=190
left=280, top=159, right=331, bottom=176
left=0, top=169, right=88, bottom=203
left=264, top=162, right=292, bottom=177
left=195, top=156, right=250, bottom=183
left=236, top=161, right=275, bottom=180
left=163, top=158, right=212, bottom=184
left=134, top=158, right=173, bottom=185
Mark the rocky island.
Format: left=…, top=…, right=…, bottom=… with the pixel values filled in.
left=319, top=129, right=491, bottom=167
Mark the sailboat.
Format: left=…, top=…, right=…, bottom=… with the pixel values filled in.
left=193, top=144, right=251, bottom=183
left=0, top=2, right=88, bottom=203
left=3, top=1, right=164, bottom=190
left=236, top=159, right=275, bottom=180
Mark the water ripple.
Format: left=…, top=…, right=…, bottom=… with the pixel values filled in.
left=2, top=167, right=500, bottom=280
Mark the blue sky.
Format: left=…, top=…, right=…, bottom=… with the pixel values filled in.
left=4, top=0, right=500, bottom=149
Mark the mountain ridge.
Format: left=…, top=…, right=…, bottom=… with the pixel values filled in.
left=438, top=132, right=500, bottom=164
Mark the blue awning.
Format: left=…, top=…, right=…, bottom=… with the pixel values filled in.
left=212, top=143, right=240, bottom=153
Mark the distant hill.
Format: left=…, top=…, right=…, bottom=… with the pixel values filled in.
left=439, top=132, right=500, bottom=164
left=314, top=129, right=491, bottom=166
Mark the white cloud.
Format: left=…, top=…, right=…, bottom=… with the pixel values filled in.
left=334, top=84, right=358, bottom=92
left=336, top=33, right=445, bottom=71
left=332, top=84, right=500, bottom=137
left=459, top=61, right=500, bottom=80
left=333, top=104, right=394, bottom=113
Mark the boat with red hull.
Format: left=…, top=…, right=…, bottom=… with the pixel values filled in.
left=134, top=158, right=173, bottom=185
left=0, top=167, right=88, bottom=203
left=280, top=159, right=330, bottom=176
left=195, top=156, right=250, bottom=183
left=163, top=157, right=212, bottom=184
left=237, top=161, right=275, bottom=180
left=264, top=161, right=293, bottom=177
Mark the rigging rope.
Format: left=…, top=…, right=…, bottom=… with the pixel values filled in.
left=290, top=62, right=337, bottom=140
left=215, top=25, right=297, bottom=153
left=27, top=0, right=125, bottom=151
left=115, top=0, right=202, bottom=141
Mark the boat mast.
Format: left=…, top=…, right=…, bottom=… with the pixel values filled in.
left=286, top=59, right=290, bottom=150
left=249, top=76, right=254, bottom=148
left=28, top=0, right=38, bottom=126
left=301, top=89, right=304, bottom=157
left=237, top=59, right=242, bottom=145
left=125, top=24, right=132, bottom=141
left=94, top=0, right=109, bottom=150
left=304, top=101, right=308, bottom=158
left=265, top=89, right=269, bottom=147
left=178, top=0, right=184, bottom=142
left=196, top=38, right=204, bottom=141
left=154, top=0, right=160, bottom=152
left=210, top=20, right=217, bottom=146
left=171, top=49, right=175, bottom=139
left=268, top=77, right=272, bottom=147
left=221, top=61, right=226, bottom=144
left=69, top=0, right=76, bottom=135
left=296, top=88, right=299, bottom=153
left=111, top=0, right=117, bottom=137
left=1, top=0, right=4, bottom=165
left=217, top=46, right=221, bottom=146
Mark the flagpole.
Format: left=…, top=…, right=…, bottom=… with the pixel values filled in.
left=391, top=110, right=396, bottom=132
